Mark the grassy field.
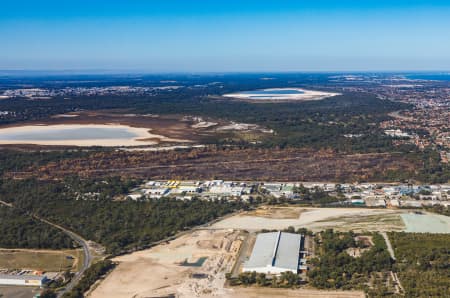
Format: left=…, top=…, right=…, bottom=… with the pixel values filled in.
left=0, top=248, right=83, bottom=272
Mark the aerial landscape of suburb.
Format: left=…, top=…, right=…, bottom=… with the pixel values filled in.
left=0, top=1, right=449, bottom=298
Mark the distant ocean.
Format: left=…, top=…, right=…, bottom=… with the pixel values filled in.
left=406, top=74, right=450, bottom=81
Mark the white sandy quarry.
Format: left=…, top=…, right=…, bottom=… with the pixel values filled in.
left=0, top=124, right=188, bottom=147
left=223, top=88, right=340, bottom=101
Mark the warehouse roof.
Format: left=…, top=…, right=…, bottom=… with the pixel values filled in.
left=244, top=231, right=301, bottom=272
left=0, top=274, right=46, bottom=281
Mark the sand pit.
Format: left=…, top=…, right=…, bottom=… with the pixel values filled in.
left=223, top=88, right=340, bottom=102
left=90, top=230, right=243, bottom=298
left=90, top=228, right=363, bottom=298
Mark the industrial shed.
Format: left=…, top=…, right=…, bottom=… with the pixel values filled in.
left=0, top=274, right=47, bottom=287
left=243, top=231, right=302, bottom=274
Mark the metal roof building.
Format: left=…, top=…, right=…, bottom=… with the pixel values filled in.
left=243, top=231, right=302, bottom=274
left=0, top=274, right=47, bottom=287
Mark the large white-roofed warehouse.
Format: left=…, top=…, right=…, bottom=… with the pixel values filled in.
left=0, top=274, right=47, bottom=287
left=243, top=231, right=304, bottom=275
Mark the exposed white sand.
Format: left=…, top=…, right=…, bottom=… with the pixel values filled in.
left=91, top=220, right=365, bottom=298
left=223, top=88, right=340, bottom=101
left=91, top=230, right=242, bottom=298
left=0, top=124, right=188, bottom=147
left=209, top=208, right=399, bottom=231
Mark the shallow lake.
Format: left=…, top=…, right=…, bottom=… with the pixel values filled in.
left=240, top=89, right=304, bottom=95
left=0, top=126, right=139, bottom=141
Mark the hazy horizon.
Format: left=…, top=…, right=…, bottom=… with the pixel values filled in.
left=2, top=1, right=450, bottom=71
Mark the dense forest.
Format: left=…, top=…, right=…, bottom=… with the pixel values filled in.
left=0, top=178, right=246, bottom=254
left=389, top=232, right=450, bottom=297
left=0, top=206, right=74, bottom=249
left=308, top=230, right=394, bottom=295
left=0, top=149, right=90, bottom=176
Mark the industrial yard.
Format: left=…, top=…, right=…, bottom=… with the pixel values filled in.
left=89, top=206, right=411, bottom=298
left=91, top=229, right=244, bottom=298
left=90, top=227, right=364, bottom=298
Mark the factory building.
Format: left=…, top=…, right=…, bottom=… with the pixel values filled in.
left=243, top=231, right=303, bottom=275
left=0, top=274, right=47, bottom=287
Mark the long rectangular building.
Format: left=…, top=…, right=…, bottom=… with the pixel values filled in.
left=243, top=231, right=302, bottom=274
left=0, top=274, right=47, bottom=287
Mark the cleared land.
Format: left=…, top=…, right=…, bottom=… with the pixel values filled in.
left=90, top=207, right=404, bottom=298
left=209, top=207, right=405, bottom=232
left=0, top=248, right=82, bottom=272
left=91, top=229, right=242, bottom=298
left=90, top=228, right=363, bottom=298
left=401, top=213, right=450, bottom=233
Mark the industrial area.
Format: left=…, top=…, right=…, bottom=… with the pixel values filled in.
left=125, top=179, right=450, bottom=209
left=90, top=206, right=386, bottom=298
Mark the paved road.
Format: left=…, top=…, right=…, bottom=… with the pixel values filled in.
left=34, top=216, right=92, bottom=297
left=0, top=199, right=92, bottom=297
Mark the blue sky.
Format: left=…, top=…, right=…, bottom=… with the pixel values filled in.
left=1, top=0, right=450, bottom=72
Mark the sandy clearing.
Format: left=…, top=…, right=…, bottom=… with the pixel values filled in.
left=209, top=207, right=401, bottom=231
left=0, top=124, right=189, bottom=147
left=401, top=213, right=450, bottom=233
left=90, top=230, right=242, bottom=298
left=90, top=228, right=363, bottom=298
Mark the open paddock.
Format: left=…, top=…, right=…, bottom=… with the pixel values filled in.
left=0, top=248, right=83, bottom=272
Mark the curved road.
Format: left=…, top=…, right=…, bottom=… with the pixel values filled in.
left=34, top=216, right=92, bottom=297
left=0, top=200, right=92, bottom=297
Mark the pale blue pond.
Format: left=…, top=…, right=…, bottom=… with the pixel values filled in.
left=0, top=126, right=139, bottom=141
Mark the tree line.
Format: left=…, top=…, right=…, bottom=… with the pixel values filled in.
left=0, top=178, right=247, bottom=254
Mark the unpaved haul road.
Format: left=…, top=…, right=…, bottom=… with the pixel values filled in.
left=380, top=232, right=396, bottom=260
